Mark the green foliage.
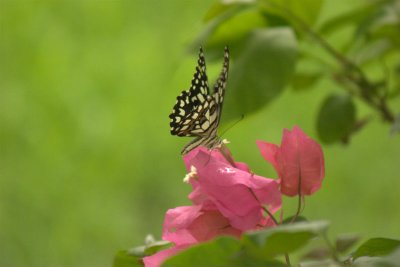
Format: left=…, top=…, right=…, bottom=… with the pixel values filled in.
left=352, top=238, right=400, bottom=260
left=352, top=246, right=400, bottom=267
left=115, top=222, right=400, bottom=267
left=316, top=94, right=356, bottom=143
left=129, top=240, right=173, bottom=258
left=225, top=27, right=297, bottom=121
left=260, top=0, right=323, bottom=28
left=243, top=221, right=329, bottom=260
left=194, top=0, right=400, bottom=142
left=113, top=239, right=172, bottom=267
left=162, top=237, right=242, bottom=267
left=143, top=241, right=173, bottom=257
left=113, top=250, right=142, bottom=267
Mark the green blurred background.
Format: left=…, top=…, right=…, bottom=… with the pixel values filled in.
left=0, top=1, right=399, bottom=266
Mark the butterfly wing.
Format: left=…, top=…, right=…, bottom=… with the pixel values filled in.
left=169, top=46, right=229, bottom=145
left=169, top=48, right=212, bottom=137
left=212, top=46, right=229, bottom=107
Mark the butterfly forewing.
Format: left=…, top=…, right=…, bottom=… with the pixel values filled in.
left=169, top=46, right=230, bottom=154
left=169, top=48, right=210, bottom=137
left=213, top=47, right=230, bottom=106
left=187, top=47, right=209, bottom=107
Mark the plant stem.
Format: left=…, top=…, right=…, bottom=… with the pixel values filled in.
left=250, top=189, right=292, bottom=266
left=290, top=194, right=302, bottom=223
left=262, top=206, right=279, bottom=226
left=260, top=206, right=291, bottom=266
left=291, top=169, right=303, bottom=223
left=284, top=253, right=291, bottom=266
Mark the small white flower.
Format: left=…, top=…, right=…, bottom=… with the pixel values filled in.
left=183, top=165, right=198, bottom=183
left=222, top=139, right=230, bottom=144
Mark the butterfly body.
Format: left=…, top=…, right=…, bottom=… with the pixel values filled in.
left=169, top=47, right=229, bottom=155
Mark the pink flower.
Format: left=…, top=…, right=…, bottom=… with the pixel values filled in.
left=183, top=147, right=282, bottom=231
left=144, top=204, right=241, bottom=267
left=163, top=205, right=242, bottom=246
left=143, top=146, right=283, bottom=267
left=256, top=126, right=325, bottom=197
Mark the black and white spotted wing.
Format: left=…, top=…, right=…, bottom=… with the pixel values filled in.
left=169, top=46, right=230, bottom=154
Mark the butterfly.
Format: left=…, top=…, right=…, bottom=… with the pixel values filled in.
left=169, top=46, right=230, bottom=155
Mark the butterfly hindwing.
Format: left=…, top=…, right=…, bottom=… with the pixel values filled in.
left=213, top=46, right=229, bottom=106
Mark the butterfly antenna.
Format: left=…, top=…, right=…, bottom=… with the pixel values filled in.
left=220, top=114, right=245, bottom=139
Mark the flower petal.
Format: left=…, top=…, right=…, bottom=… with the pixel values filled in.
left=258, top=126, right=325, bottom=196
left=185, top=149, right=281, bottom=231
left=256, top=140, right=281, bottom=176
left=293, top=126, right=325, bottom=195
left=187, top=210, right=241, bottom=241
left=162, top=206, right=203, bottom=245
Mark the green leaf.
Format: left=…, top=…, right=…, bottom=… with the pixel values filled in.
left=203, top=0, right=256, bottom=22
left=126, top=239, right=172, bottom=258
left=224, top=27, right=297, bottom=121
left=207, top=9, right=268, bottom=48
left=128, top=245, right=147, bottom=257
left=162, top=236, right=241, bottom=267
left=113, top=250, right=143, bottom=267
left=318, top=3, right=379, bottom=35
left=316, top=94, right=356, bottom=144
left=350, top=1, right=400, bottom=65
left=163, top=236, right=287, bottom=267
left=352, top=238, right=400, bottom=260
left=335, top=234, right=360, bottom=254
left=353, top=248, right=400, bottom=267
left=242, top=221, right=329, bottom=260
left=144, top=240, right=173, bottom=256
left=354, top=1, right=400, bottom=41
left=353, top=39, right=392, bottom=65
left=260, top=0, right=323, bottom=28
left=191, top=7, right=267, bottom=56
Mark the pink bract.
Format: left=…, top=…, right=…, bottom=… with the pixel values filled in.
left=145, top=204, right=241, bottom=267
left=144, top=145, right=284, bottom=267
left=257, top=126, right=325, bottom=197
left=162, top=205, right=241, bottom=246
left=183, top=147, right=281, bottom=231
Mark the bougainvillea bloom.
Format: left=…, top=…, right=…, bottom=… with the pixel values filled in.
left=144, top=146, right=282, bottom=267
left=143, top=204, right=241, bottom=267
left=162, top=205, right=242, bottom=246
left=183, top=147, right=282, bottom=231
left=256, top=126, right=325, bottom=197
